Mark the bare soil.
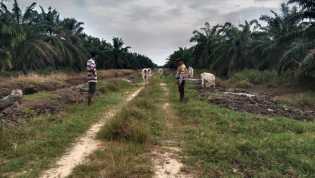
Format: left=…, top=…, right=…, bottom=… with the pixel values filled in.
left=0, top=71, right=138, bottom=125
left=152, top=83, right=194, bottom=178
left=199, top=87, right=315, bottom=121
left=0, top=84, right=86, bottom=125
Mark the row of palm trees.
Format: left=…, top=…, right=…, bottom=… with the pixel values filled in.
left=0, top=0, right=155, bottom=73
left=166, top=0, right=315, bottom=79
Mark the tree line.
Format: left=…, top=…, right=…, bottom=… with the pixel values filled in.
left=165, top=0, right=315, bottom=80
left=0, top=0, right=156, bottom=73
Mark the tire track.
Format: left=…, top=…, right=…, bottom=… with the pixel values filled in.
left=40, top=87, right=144, bottom=178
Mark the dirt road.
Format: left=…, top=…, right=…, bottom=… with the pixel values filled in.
left=152, top=83, right=193, bottom=178
left=40, top=87, right=144, bottom=178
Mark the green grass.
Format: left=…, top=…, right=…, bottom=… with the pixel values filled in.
left=70, top=77, right=165, bottom=178
left=98, top=77, right=165, bottom=144
left=23, top=91, right=58, bottom=101
left=69, top=142, right=152, bottom=178
left=275, top=91, right=315, bottom=109
left=229, top=69, right=293, bottom=87
left=0, top=80, right=135, bottom=178
left=165, top=76, right=315, bottom=177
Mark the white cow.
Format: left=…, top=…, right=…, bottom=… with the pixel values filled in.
left=148, top=68, right=152, bottom=77
left=142, top=68, right=150, bottom=84
left=188, top=67, right=194, bottom=78
left=158, top=68, right=164, bottom=75
left=201, top=72, right=216, bottom=88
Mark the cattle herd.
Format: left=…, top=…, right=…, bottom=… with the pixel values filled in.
left=141, top=67, right=216, bottom=88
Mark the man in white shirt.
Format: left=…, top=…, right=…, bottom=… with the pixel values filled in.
left=86, top=52, right=97, bottom=105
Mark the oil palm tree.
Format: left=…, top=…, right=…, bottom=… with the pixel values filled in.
left=256, top=3, right=301, bottom=70
left=209, top=21, right=257, bottom=76
left=190, top=22, right=224, bottom=68
left=0, top=0, right=155, bottom=72
left=111, top=37, right=130, bottom=68
left=288, top=0, right=315, bottom=20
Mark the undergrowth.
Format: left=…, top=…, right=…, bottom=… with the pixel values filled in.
left=165, top=75, right=315, bottom=177
left=0, top=80, right=134, bottom=177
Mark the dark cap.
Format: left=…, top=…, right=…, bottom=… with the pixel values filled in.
left=90, top=51, right=97, bottom=58
left=175, top=58, right=183, bottom=63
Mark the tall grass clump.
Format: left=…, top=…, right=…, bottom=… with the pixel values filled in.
left=98, top=78, right=164, bottom=144
left=72, top=77, right=165, bottom=177
left=229, top=69, right=294, bottom=87
left=99, top=106, right=151, bottom=144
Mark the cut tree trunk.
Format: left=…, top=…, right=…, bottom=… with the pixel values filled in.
left=0, top=94, right=23, bottom=111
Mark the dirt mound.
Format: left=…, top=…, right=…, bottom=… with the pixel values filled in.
left=201, top=88, right=315, bottom=121
left=0, top=77, right=136, bottom=125
left=0, top=99, right=63, bottom=125
left=0, top=85, right=86, bottom=125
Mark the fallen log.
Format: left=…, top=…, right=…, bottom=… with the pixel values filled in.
left=0, top=89, right=23, bottom=110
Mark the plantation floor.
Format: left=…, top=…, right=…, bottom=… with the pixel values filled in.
left=68, top=77, right=194, bottom=177
left=2, top=75, right=315, bottom=177
left=0, top=80, right=139, bottom=178
left=40, top=87, right=144, bottom=178
left=165, top=77, right=315, bottom=177
left=151, top=82, right=193, bottom=178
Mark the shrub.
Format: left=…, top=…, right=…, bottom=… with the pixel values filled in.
left=98, top=79, right=163, bottom=145
left=231, top=70, right=274, bottom=84
left=230, top=69, right=294, bottom=86
left=98, top=106, right=151, bottom=144
left=99, top=116, right=150, bottom=144
left=234, top=80, right=253, bottom=89
left=277, top=91, right=315, bottom=108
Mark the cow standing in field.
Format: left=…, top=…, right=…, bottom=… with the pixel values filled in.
left=201, top=72, right=216, bottom=88
left=148, top=68, right=152, bottom=77
left=158, top=68, right=164, bottom=75
left=142, top=68, right=150, bottom=85
left=188, top=67, right=194, bottom=78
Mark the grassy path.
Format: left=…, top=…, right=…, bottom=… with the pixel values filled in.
left=69, top=77, right=196, bottom=178
left=36, top=75, right=315, bottom=177
left=0, top=80, right=137, bottom=178
left=69, top=77, right=165, bottom=177
left=40, top=87, right=144, bottom=178
left=151, top=82, right=193, bottom=178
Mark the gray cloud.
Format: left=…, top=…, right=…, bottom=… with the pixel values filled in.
left=17, top=0, right=284, bottom=65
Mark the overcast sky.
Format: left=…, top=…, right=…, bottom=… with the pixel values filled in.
left=17, top=0, right=285, bottom=65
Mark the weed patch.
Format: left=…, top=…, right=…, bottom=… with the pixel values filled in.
left=70, top=77, right=165, bottom=177
left=70, top=142, right=152, bottom=178
left=165, top=76, right=315, bottom=177
left=275, top=91, right=315, bottom=109
left=0, top=81, right=134, bottom=177
left=229, top=69, right=293, bottom=87
left=98, top=78, right=164, bottom=144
